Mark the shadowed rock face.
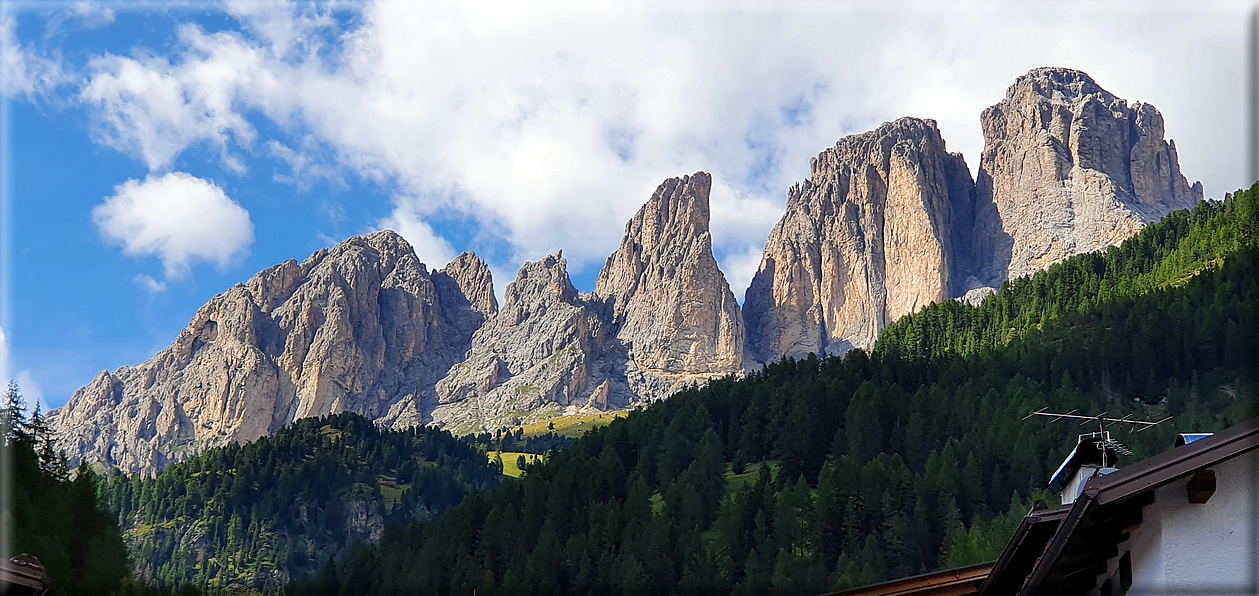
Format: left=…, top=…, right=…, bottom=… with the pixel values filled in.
left=744, top=68, right=1203, bottom=364
left=432, top=172, right=747, bottom=434
left=50, top=231, right=492, bottom=473
left=435, top=252, right=499, bottom=320
left=53, top=67, right=1206, bottom=472
left=973, top=67, right=1203, bottom=283
left=432, top=252, right=611, bottom=434
left=743, top=117, right=977, bottom=363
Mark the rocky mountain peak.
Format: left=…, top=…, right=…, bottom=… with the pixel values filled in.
left=596, top=171, right=743, bottom=375
left=431, top=251, right=608, bottom=433
left=54, top=66, right=1208, bottom=474
left=744, top=116, right=976, bottom=363
left=504, top=251, right=579, bottom=311
left=1010, top=67, right=1106, bottom=102
left=431, top=173, right=747, bottom=433
left=974, top=67, right=1203, bottom=282
left=51, top=231, right=483, bottom=473
left=437, top=251, right=498, bottom=318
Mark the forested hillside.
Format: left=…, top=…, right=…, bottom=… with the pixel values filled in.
left=303, top=187, right=1258, bottom=595
left=97, top=412, right=501, bottom=593
left=3, top=381, right=132, bottom=595
left=876, top=184, right=1258, bottom=360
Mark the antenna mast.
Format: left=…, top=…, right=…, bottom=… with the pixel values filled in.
left=1022, top=409, right=1172, bottom=468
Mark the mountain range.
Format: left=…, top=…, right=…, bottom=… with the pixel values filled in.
left=51, top=67, right=1203, bottom=474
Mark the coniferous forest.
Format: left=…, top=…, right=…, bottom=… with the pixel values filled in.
left=10, top=185, right=1258, bottom=594
left=95, top=412, right=503, bottom=593
left=3, top=381, right=132, bottom=595
left=296, top=186, right=1259, bottom=594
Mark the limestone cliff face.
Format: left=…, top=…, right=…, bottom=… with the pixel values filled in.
left=54, top=67, right=1208, bottom=471
left=743, top=117, right=977, bottom=363
left=432, top=172, right=747, bottom=434
left=436, top=252, right=499, bottom=320
left=50, top=231, right=491, bottom=473
left=595, top=172, right=744, bottom=375
left=432, top=252, right=611, bottom=434
left=974, top=67, right=1203, bottom=282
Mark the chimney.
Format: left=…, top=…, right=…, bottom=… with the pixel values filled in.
left=1049, top=431, right=1126, bottom=505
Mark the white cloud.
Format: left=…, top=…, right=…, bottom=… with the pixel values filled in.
left=1, top=14, right=68, bottom=98
left=43, top=1, right=116, bottom=39
left=0, top=328, right=42, bottom=414
left=70, top=1, right=116, bottom=28
left=268, top=139, right=342, bottom=189
left=93, top=172, right=255, bottom=279
left=377, top=206, right=457, bottom=269
left=0, top=325, right=9, bottom=381
left=64, top=1, right=1253, bottom=296
left=14, top=371, right=46, bottom=414
left=79, top=27, right=261, bottom=172
left=133, top=274, right=167, bottom=294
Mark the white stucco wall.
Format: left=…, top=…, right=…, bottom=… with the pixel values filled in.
left=1125, top=448, right=1257, bottom=594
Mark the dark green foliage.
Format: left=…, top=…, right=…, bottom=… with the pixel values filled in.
left=467, top=427, right=575, bottom=454
left=304, top=189, right=1259, bottom=594
left=5, top=380, right=131, bottom=595
left=99, top=412, right=501, bottom=594
left=876, top=183, right=1259, bottom=361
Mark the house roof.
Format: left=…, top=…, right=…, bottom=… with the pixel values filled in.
left=828, top=562, right=994, bottom=596
left=0, top=555, right=50, bottom=595
left=1047, top=434, right=1119, bottom=487
left=975, top=504, right=1070, bottom=595
left=979, top=417, right=1259, bottom=594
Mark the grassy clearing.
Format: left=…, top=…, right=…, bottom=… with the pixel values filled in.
left=723, top=460, right=780, bottom=492
left=378, top=475, right=407, bottom=512
left=487, top=451, right=543, bottom=477
left=518, top=411, right=627, bottom=438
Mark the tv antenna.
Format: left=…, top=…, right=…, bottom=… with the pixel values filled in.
left=1023, top=409, right=1172, bottom=468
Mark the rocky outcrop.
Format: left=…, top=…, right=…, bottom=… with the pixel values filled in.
left=432, top=173, right=746, bottom=434
left=50, top=231, right=489, bottom=473
left=973, top=67, right=1204, bottom=282
left=436, top=252, right=498, bottom=319
left=595, top=172, right=744, bottom=376
left=743, top=117, right=977, bottom=362
left=745, top=68, right=1204, bottom=363
left=431, top=252, right=613, bottom=434
left=53, top=67, right=1207, bottom=472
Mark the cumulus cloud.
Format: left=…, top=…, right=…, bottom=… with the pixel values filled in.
left=93, top=172, right=255, bottom=279
left=66, top=1, right=1251, bottom=295
left=377, top=206, right=457, bottom=269
left=79, top=36, right=260, bottom=172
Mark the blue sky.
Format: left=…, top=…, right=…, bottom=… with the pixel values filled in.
left=1, top=1, right=1252, bottom=411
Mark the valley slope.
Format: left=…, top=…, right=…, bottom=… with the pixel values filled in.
left=305, top=184, right=1258, bottom=595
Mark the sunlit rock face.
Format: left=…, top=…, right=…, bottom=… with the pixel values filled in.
left=53, top=67, right=1206, bottom=473
left=433, top=172, right=747, bottom=435
left=51, top=231, right=490, bottom=473
left=744, top=117, right=978, bottom=362
left=973, top=67, right=1203, bottom=283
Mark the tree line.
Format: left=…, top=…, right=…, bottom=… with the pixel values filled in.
left=297, top=188, right=1258, bottom=594
left=96, top=411, right=502, bottom=594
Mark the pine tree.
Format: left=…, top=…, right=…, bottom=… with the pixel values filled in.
left=2, top=380, right=27, bottom=443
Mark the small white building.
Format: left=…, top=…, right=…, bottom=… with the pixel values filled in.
left=980, top=418, right=1257, bottom=595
